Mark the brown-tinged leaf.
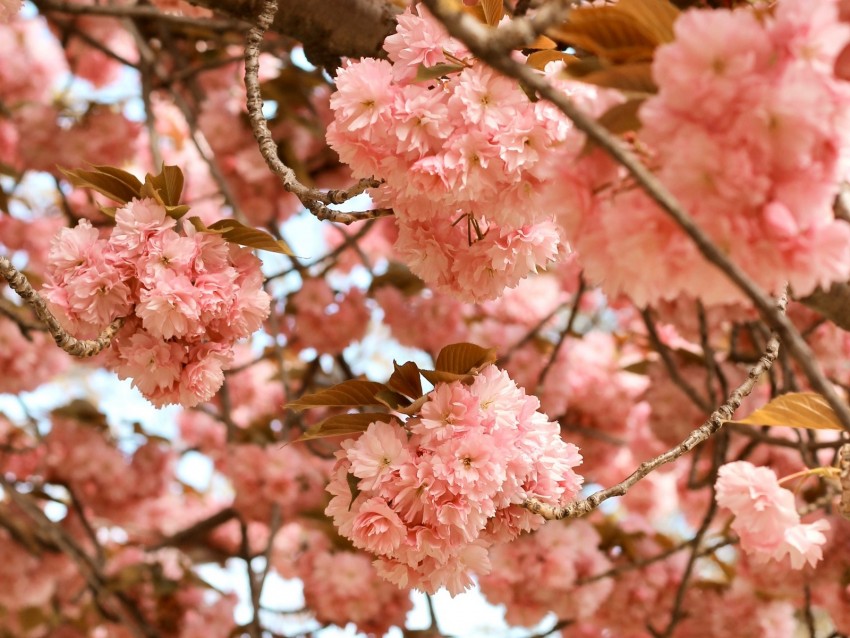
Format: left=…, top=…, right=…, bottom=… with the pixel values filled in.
left=527, top=34, right=558, bottom=50
left=621, top=360, right=650, bottom=375
left=18, top=607, right=46, bottom=632
left=375, top=389, right=412, bottom=410
left=414, top=62, right=465, bottom=82
left=616, top=0, right=680, bottom=45
left=434, top=342, right=497, bottom=375
left=296, top=411, right=396, bottom=441
left=370, top=261, right=426, bottom=295
left=481, top=0, right=504, bottom=26
left=730, top=392, right=844, bottom=431
left=388, top=361, right=424, bottom=400
left=0, top=186, right=9, bottom=214
left=569, top=62, right=656, bottom=93
left=52, top=399, right=109, bottom=430
left=420, top=369, right=473, bottom=386
left=188, top=217, right=295, bottom=256
left=287, top=380, right=391, bottom=411
left=526, top=50, right=579, bottom=71
left=146, top=164, right=185, bottom=207
left=596, top=97, right=646, bottom=136
left=59, top=165, right=142, bottom=204
left=548, top=7, right=657, bottom=57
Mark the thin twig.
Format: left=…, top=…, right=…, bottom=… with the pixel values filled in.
left=421, top=0, right=850, bottom=433
left=243, top=0, right=393, bottom=225
left=524, top=293, right=786, bottom=520
left=0, top=255, right=124, bottom=357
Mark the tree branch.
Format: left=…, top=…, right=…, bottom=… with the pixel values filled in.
left=189, top=0, right=400, bottom=68
left=243, top=0, right=393, bottom=225
left=0, top=256, right=124, bottom=357
left=523, top=293, right=786, bottom=520
left=421, top=0, right=850, bottom=433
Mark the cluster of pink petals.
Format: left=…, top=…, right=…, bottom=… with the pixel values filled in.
left=285, top=278, right=370, bottom=355
left=0, top=315, right=69, bottom=394
left=222, top=443, right=330, bottom=522
left=272, top=523, right=412, bottom=635
left=560, top=0, right=850, bottom=306
left=325, top=364, right=583, bottom=594
left=43, top=198, right=271, bottom=407
left=716, top=461, right=829, bottom=569
left=327, top=7, right=605, bottom=302
left=479, top=520, right=612, bottom=627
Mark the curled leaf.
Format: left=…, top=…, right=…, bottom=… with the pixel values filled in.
left=188, top=217, right=295, bottom=255
left=434, top=342, right=497, bottom=376
left=287, top=380, right=390, bottom=411
left=730, top=392, right=844, bottom=431
left=296, top=411, right=396, bottom=441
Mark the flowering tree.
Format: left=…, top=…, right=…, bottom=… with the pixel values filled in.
left=2, top=0, right=850, bottom=636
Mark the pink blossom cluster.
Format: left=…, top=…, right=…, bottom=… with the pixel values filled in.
left=284, top=278, right=370, bottom=355
left=0, top=315, right=69, bottom=394
left=43, top=414, right=174, bottom=520
left=560, top=0, right=850, bottom=306
left=478, top=520, right=613, bottom=627
left=222, top=443, right=330, bottom=522
left=43, top=198, right=271, bottom=407
left=325, top=364, right=583, bottom=594
left=272, top=523, right=412, bottom=635
left=715, top=461, right=830, bottom=569
left=327, top=7, right=606, bottom=301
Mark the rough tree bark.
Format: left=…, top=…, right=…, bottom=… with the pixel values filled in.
left=186, top=0, right=401, bottom=68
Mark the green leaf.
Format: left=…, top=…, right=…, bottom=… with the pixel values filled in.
left=414, top=63, right=465, bottom=82
left=387, top=360, right=423, bottom=400
left=434, top=342, right=497, bottom=376
left=287, top=380, right=390, bottom=411
left=188, top=217, right=295, bottom=256
left=730, top=392, right=844, bottom=431
left=296, top=411, right=396, bottom=441
left=59, top=165, right=143, bottom=204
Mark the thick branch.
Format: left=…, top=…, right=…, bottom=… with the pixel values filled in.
left=191, top=0, right=400, bottom=68
left=243, top=0, right=393, bottom=225
left=0, top=256, right=124, bottom=357
left=422, top=1, right=850, bottom=433
left=524, top=294, right=786, bottom=520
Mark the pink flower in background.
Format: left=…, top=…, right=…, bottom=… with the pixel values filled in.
left=716, top=461, right=829, bottom=569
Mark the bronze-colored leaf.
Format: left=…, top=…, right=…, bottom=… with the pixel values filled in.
left=287, top=380, right=390, bottom=411
left=568, top=62, right=656, bottom=93
left=188, top=217, right=295, bottom=256
left=526, top=50, right=579, bottom=71
left=729, top=392, right=844, bottom=431
left=387, top=361, right=423, bottom=400
left=296, top=411, right=396, bottom=441
left=434, top=342, right=497, bottom=376
left=527, top=34, right=558, bottom=50
left=616, top=0, right=680, bottom=45
left=59, top=165, right=143, bottom=205
left=596, top=97, right=646, bottom=135
left=370, top=261, right=426, bottom=296
left=548, top=7, right=657, bottom=57
left=146, top=164, right=185, bottom=207
left=0, top=186, right=9, bottom=214
left=420, top=369, right=473, bottom=386
left=414, top=62, right=465, bottom=82
left=375, top=389, right=412, bottom=410
left=480, top=0, right=504, bottom=26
